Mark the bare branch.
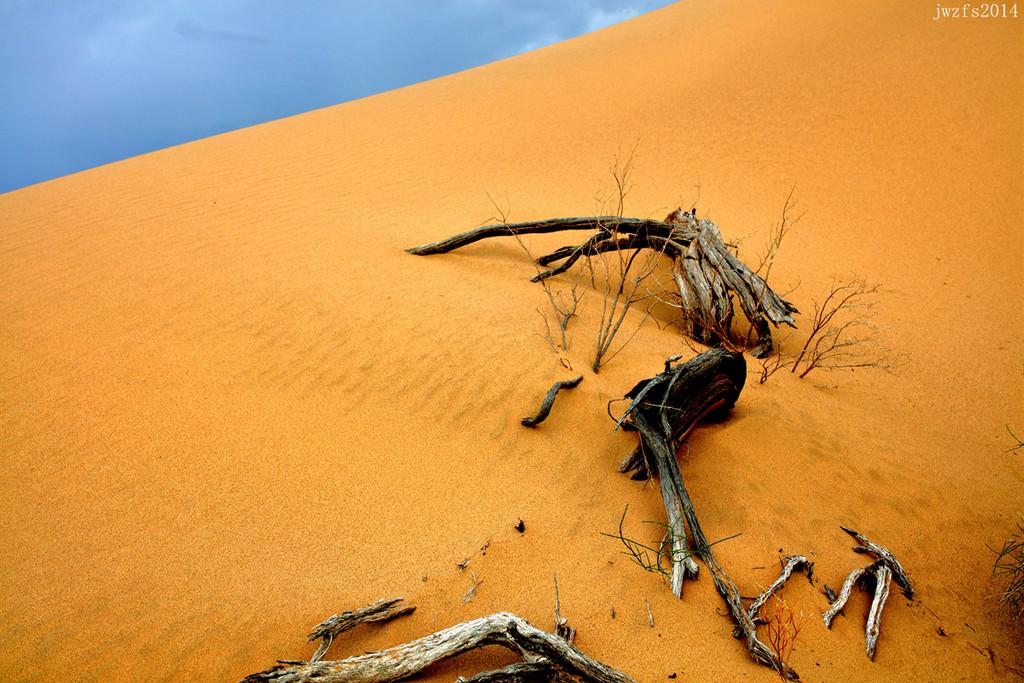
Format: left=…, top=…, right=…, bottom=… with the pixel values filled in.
left=1005, top=425, right=1024, bottom=454
left=822, top=565, right=874, bottom=628
left=552, top=574, right=576, bottom=644
left=792, top=277, right=889, bottom=378
left=842, top=526, right=913, bottom=597
left=307, top=598, right=416, bottom=663
left=244, top=610, right=635, bottom=683
left=865, top=565, right=893, bottom=660
left=521, top=376, right=584, bottom=427
left=758, top=351, right=791, bottom=384
left=406, top=216, right=676, bottom=256
left=591, top=238, right=666, bottom=372
left=747, top=556, right=810, bottom=623
left=408, top=208, right=796, bottom=360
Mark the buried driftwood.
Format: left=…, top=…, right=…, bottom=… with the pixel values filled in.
left=614, top=348, right=805, bottom=679
left=822, top=528, right=911, bottom=660
left=522, top=376, right=584, bottom=427
left=241, top=598, right=634, bottom=683
left=407, top=211, right=796, bottom=357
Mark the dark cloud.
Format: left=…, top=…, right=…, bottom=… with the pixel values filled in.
left=0, top=1, right=673, bottom=193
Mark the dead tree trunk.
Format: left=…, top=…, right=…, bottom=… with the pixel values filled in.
left=407, top=211, right=796, bottom=357
left=616, top=349, right=799, bottom=679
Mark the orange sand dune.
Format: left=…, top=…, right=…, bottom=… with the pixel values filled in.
left=1, top=1, right=1021, bottom=680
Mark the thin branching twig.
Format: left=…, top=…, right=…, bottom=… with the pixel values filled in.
left=791, top=277, right=890, bottom=378
left=763, top=595, right=805, bottom=681
left=589, top=148, right=665, bottom=372
left=490, top=192, right=586, bottom=356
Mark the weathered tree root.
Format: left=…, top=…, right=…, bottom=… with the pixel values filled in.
left=616, top=349, right=798, bottom=679
left=242, top=602, right=635, bottom=683
left=408, top=212, right=796, bottom=357
left=822, top=527, right=910, bottom=660
left=522, top=376, right=584, bottom=427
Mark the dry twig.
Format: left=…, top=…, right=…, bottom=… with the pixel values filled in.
left=791, top=278, right=888, bottom=378
left=553, top=574, right=576, bottom=644
left=1005, top=425, right=1024, bottom=454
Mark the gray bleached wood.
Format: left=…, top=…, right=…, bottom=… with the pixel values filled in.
left=865, top=565, right=892, bottom=660
left=307, top=598, right=416, bottom=663
left=242, top=609, right=634, bottom=683
left=747, top=556, right=810, bottom=623
left=821, top=564, right=875, bottom=628
left=841, top=525, right=913, bottom=597
left=457, top=662, right=557, bottom=683
left=823, top=527, right=910, bottom=660
left=823, top=565, right=872, bottom=626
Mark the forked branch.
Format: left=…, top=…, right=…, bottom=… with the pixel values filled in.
left=841, top=526, right=913, bottom=597
left=747, top=556, right=810, bottom=623
left=822, top=527, right=911, bottom=660
left=822, top=564, right=875, bottom=628
left=791, top=278, right=887, bottom=378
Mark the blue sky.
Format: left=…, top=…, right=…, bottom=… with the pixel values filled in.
left=0, top=1, right=672, bottom=194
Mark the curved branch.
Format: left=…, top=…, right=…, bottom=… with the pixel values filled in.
left=406, top=217, right=675, bottom=256
left=822, top=564, right=875, bottom=628
left=521, top=376, right=584, bottom=427
left=841, top=526, right=913, bottom=597
left=747, top=556, right=810, bottom=623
